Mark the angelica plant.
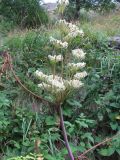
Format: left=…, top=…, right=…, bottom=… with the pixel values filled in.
left=35, top=19, right=87, bottom=160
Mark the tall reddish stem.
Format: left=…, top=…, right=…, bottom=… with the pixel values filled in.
left=59, top=104, right=75, bottom=160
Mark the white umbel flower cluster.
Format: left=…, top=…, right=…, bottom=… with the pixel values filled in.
left=58, top=0, right=69, bottom=6
left=48, top=55, right=63, bottom=62
left=64, top=79, right=83, bottom=88
left=74, top=71, right=88, bottom=80
left=35, top=20, right=87, bottom=102
left=68, top=62, right=86, bottom=70
left=35, top=70, right=84, bottom=93
left=50, top=36, right=68, bottom=48
left=67, top=29, right=84, bottom=38
left=38, top=83, right=51, bottom=91
left=72, top=49, right=86, bottom=59
left=47, top=75, right=66, bottom=92
left=69, top=79, right=83, bottom=89
left=58, top=19, right=84, bottom=38
left=35, top=70, right=47, bottom=80
left=35, top=71, right=66, bottom=93
left=59, top=19, right=68, bottom=24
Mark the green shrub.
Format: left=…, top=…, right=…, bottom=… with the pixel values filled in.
left=0, top=19, right=15, bottom=35
left=0, top=0, right=48, bottom=28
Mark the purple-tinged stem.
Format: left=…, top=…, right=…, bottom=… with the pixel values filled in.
left=59, top=104, right=75, bottom=160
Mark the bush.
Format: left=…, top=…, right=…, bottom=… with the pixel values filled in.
left=0, top=0, right=48, bottom=28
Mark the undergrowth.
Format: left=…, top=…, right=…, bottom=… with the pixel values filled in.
left=0, top=12, right=120, bottom=160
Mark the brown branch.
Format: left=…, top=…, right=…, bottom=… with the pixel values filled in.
left=79, top=155, right=91, bottom=160
left=1, top=51, right=55, bottom=106
left=78, top=132, right=120, bottom=159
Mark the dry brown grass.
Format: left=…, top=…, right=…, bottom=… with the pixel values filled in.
left=82, top=11, right=120, bottom=37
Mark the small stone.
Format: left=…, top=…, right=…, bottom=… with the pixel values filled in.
left=109, top=36, right=120, bottom=50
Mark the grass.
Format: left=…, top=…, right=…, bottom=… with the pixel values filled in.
left=1, top=11, right=120, bottom=50
left=81, top=11, right=120, bottom=37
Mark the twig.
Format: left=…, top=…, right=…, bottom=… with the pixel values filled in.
left=79, top=155, right=91, bottom=160
left=78, top=132, right=120, bottom=159
left=2, top=51, right=55, bottom=106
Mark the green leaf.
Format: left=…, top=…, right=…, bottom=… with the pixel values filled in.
left=99, top=147, right=115, bottom=156
left=66, top=99, right=82, bottom=108
left=81, top=132, right=94, bottom=143
left=76, top=120, right=88, bottom=128
left=0, top=93, right=10, bottom=107
left=116, top=149, right=120, bottom=155
left=97, top=112, right=104, bottom=121
left=110, top=122, right=118, bottom=130
left=63, top=107, right=73, bottom=117
left=45, top=116, right=56, bottom=126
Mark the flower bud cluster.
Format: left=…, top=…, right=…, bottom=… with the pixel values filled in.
left=50, top=36, right=68, bottom=48
left=74, top=71, right=88, bottom=80
left=35, top=70, right=47, bottom=80
left=64, top=79, right=83, bottom=89
left=67, top=62, right=86, bottom=70
left=48, top=55, right=63, bottom=62
left=69, top=79, right=83, bottom=88
left=72, top=49, right=86, bottom=59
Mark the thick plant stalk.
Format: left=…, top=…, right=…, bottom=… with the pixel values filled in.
left=59, top=104, right=75, bottom=160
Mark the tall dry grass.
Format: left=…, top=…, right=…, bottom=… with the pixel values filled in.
left=81, top=11, right=120, bottom=37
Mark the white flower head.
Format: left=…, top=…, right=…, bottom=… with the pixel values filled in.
left=48, top=75, right=63, bottom=82
left=59, top=19, right=68, bottom=25
left=53, top=80, right=66, bottom=92
left=35, top=70, right=47, bottom=80
left=61, top=41, right=68, bottom=48
left=62, top=22, right=84, bottom=38
left=50, top=37, right=68, bottom=49
left=50, top=36, right=56, bottom=42
left=67, top=62, right=86, bottom=70
left=67, top=29, right=84, bottom=38
left=38, top=83, right=51, bottom=91
left=56, top=55, right=63, bottom=61
left=72, top=49, right=86, bottom=59
left=38, top=75, right=66, bottom=93
left=47, top=75, right=66, bottom=92
left=48, top=55, right=63, bottom=62
left=70, top=79, right=83, bottom=89
left=68, top=23, right=79, bottom=32
left=78, top=29, right=84, bottom=36
left=74, top=71, right=88, bottom=80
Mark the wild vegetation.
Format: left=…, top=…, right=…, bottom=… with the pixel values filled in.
left=0, top=0, right=120, bottom=160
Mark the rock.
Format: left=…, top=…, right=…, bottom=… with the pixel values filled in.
left=109, top=36, right=120, bottom=50
left=42, top=3, right=57, bottom=12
